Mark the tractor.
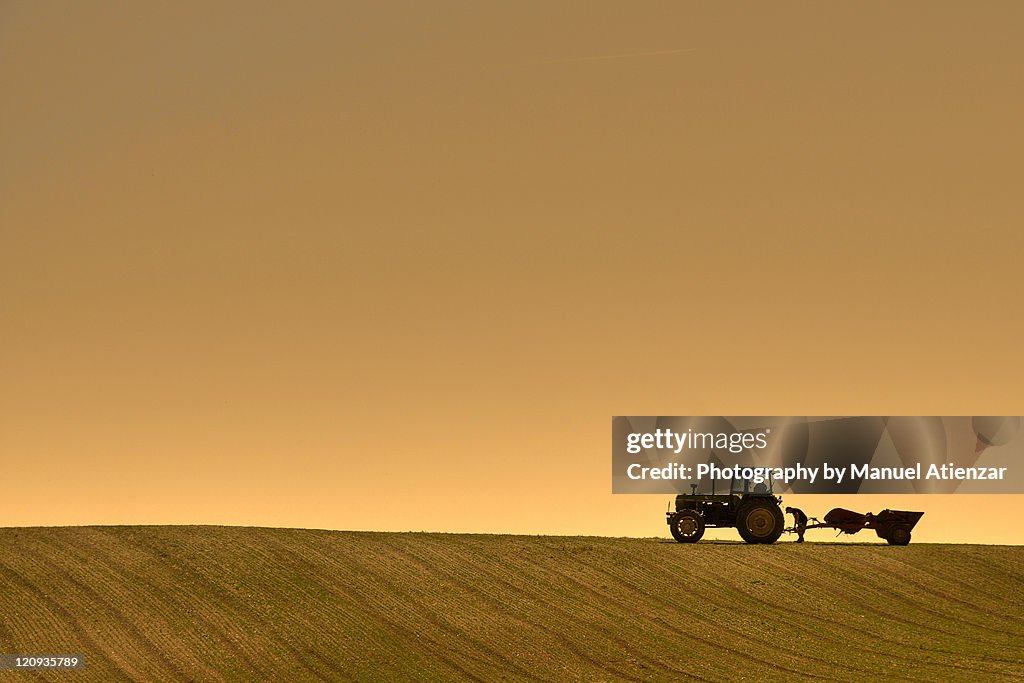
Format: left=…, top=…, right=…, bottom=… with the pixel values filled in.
left=667, top=476, right=785, bottom=544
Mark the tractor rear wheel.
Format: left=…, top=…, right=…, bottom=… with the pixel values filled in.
left=886, top=525, right=912, bottom=546
left=670, top=511, right=705, bottom=543
left=737, top=502, right=785, bottom=544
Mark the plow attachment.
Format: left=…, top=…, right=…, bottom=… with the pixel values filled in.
left=804, top=508, right=924, bottom=545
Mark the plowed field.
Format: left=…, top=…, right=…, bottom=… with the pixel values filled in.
left=0, top=527, right=1021, bottom=681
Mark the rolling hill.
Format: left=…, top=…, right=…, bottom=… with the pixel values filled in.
left=0, top=527, right=1021, bottom=681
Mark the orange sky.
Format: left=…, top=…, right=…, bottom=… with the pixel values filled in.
left=2, top=2, right=1022, bottom=544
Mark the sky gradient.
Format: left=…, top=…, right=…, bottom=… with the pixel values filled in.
left=2, top=2, right=1023, bottom=544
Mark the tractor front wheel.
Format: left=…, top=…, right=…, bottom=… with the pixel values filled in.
left=670, top=511, right=705, bottom=543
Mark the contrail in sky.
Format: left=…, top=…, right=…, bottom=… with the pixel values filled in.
left=545, top=48, right=697, bottom=64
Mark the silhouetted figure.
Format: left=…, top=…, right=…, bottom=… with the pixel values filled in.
left=786, top=506, right=808, bottom=543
